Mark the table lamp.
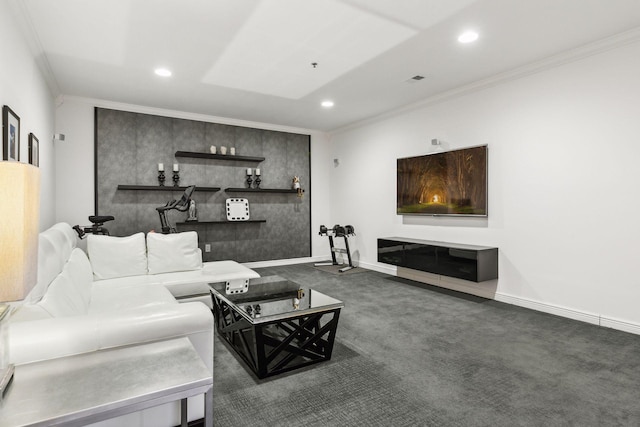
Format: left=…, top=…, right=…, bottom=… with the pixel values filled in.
left=0, top=162, right=40, bottom=400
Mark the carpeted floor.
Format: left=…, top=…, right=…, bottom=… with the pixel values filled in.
left=212, top=264, right=640, bottom=426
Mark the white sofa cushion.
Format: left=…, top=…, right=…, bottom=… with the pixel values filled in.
left=159, top=260, right=259, bottom=286
left=51, top=222, right=78, bottom=251
left=147, top=231, right=202, bottom=275
left=92, top=274, right=159, bottom=289
left=90, top=283, right=177, bottom=313
left=39, top=271, right=88, bottom=317
left=88, top=232, right=148, bottom=280
left=41, top=226, right=74, bottom=267
left=159, top=260, right=260, bottom=302
left=66, top=248, right=94, bottom=308
left=28, top=234, right=63, bottom=303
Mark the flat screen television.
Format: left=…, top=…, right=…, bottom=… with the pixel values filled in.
left=397, top=145, right=487, bottom=216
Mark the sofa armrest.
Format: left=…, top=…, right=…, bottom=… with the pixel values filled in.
left=98, top=302, right=212, bottom=352
left=10, top=316, right=100, bottom=365
left=160, top=260, right=260, bottom=298
left=10, top=302, right=213, bottom=367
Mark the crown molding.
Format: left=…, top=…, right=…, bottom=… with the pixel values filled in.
left=331, top=26, right=640, bottom=136
left=57, top=95, right=321, bottom=136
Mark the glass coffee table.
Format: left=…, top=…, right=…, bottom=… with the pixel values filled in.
left=209, top=276, right=344, bottom=379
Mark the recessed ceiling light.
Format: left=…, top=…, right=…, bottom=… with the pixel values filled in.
left=154, top=68, right=172, bottom=77
left=321, top=100, right=334, bottom=108
left=458, top=31, right=479, bottom=44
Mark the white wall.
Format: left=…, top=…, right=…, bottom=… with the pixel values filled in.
left=54, top=99, right=95, bottom=228
left=55, top=97, right=333, bottom=259
left=329, top=39, right=640, bottom=331
left=1, top=0, right=56, bottom=230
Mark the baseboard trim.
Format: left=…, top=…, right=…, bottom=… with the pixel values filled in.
left=495, top=292, right=600, bottom=325
left=600, top=317, right=640, bottom=335
left=356, top=260, right=396, bottom=276
left=495, top=292, right=640, bottom=335
left=242, top=256, right=326, bottom=269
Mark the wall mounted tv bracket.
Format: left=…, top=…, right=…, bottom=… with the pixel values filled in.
left=314, top=224, right=356, bottom=273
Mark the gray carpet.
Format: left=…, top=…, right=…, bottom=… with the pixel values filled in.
left=212, top=264, right=640, bottom=426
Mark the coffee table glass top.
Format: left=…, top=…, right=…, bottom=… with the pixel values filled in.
left=209, top=276, right=343, bottom=324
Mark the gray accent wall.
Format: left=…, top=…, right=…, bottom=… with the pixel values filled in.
left=96, top=108, right=311, bottom=262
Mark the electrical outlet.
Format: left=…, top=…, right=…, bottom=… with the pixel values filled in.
left=205, top=244, right=211, bottom=253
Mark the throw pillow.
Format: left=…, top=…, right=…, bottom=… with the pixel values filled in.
left=87, top=232, right=148, bottom=280
left=147, top=231, right=202, bottom=275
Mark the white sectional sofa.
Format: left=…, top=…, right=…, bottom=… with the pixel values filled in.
left=9, top=222, right=259, bottom=426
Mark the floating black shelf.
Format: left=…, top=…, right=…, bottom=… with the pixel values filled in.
left=176, top=220, right=267, bottom=225
left=175, top=151, right=265, bottom=162
left=117, top=185, right=221, bottom=192
left=224, top=188, right=297, bottom=194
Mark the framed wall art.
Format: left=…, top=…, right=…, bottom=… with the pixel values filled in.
left=28, top=133, right=39, bottom=167
left=2, top=105, right=20, bottom=161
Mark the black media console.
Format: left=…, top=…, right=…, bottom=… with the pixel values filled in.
left=377, top=237, right=498, bottom=283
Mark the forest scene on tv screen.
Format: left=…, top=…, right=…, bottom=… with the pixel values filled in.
left=397, top=145, right=487, bottom=216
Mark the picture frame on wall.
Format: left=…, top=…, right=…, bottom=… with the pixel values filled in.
left=2, top=105, right=20, bottom=161
left=28, top=133, right=39, bottom=167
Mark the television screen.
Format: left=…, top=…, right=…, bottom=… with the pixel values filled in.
left=397, top=145, right=487, bottom=216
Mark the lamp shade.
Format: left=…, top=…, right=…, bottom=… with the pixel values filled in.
left=0, top=162, right=40, bottom=302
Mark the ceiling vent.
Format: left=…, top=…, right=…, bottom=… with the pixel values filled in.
left=406, top=75, right=426, bottom=83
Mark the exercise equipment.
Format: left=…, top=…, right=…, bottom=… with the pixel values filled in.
left=73, top=215, right=114, bottom=239
left=156, top=185, right=195, bottom=234
left=314, top=224, right=356, bottom=272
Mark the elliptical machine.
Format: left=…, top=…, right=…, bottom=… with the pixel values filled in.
left=156, top=185, right=195, bottom=234
left=73, top=215, right=114, bottom=239
left=314, top=224, right=356, bottom=273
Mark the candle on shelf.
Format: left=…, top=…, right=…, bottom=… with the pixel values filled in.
left=246, top=168, right=252, bottom=176
left=255, top=168, right=261, bottom=176
left=173, top=163, right=179, bottom=172
left=158, top=163, right=164, bottom=172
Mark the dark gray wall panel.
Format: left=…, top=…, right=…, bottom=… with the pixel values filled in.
left=96, top=108, right=311, bottom=262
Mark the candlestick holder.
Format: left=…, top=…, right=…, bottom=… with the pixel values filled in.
left=254, top=176, right=261, bottom=189
left=158, top=171, right=166, bottom=186
left=246, top=175, right=253, bottom=188
left=173, top=171, right=180, bottom=187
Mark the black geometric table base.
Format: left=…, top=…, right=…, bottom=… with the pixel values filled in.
left=212, top=295, right=341, bottom=379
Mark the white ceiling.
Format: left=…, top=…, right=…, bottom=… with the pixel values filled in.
left=16, top=0, right=640, bottom=131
